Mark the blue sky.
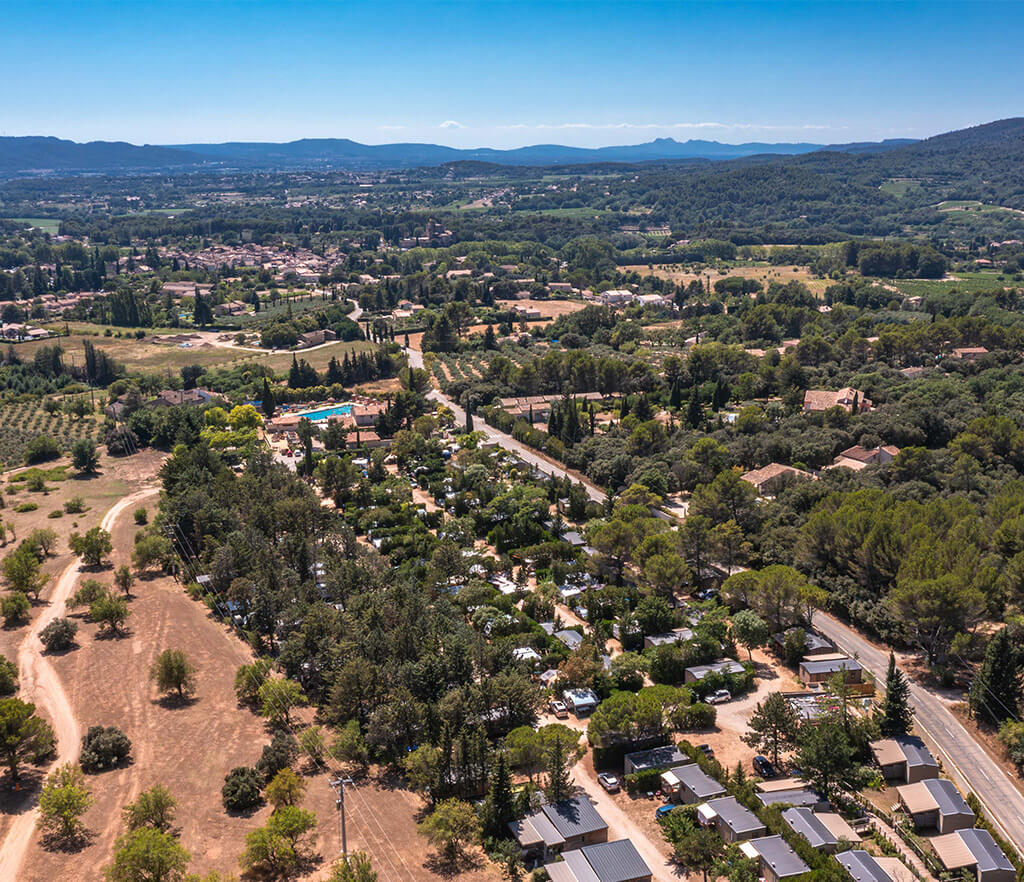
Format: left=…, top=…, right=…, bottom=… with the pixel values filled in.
left=3, top=0, right=1022, bottom=147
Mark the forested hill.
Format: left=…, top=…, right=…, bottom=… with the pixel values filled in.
left=0, top=137, right=202, bottom=175
left=0, top=132, right=914, bottom=177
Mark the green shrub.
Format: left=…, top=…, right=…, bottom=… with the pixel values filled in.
left=675, top=702, right=717, bottom=730
left=47, top=510, right=63, bottom=519
left=24, top=436, right=61, bottom=465
left=623, top=768, right=665, bottom=794
left=63, top=496, right=86, bottom=514
left=222, top=766, right=262, bottom=811
left=14, top=503, right=38, bottom=513
left=1, top=592, right=32, bottom=625
left=133, top=508, right=148, bottom=525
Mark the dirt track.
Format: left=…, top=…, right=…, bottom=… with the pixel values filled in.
left=0, top=486, right=159, bottom=881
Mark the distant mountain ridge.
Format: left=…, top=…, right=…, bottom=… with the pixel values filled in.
left=0, top=132, right=919, bottom=177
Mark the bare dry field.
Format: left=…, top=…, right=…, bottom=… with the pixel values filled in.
left=623, top=264, right=832, bottom=297
left=496, top=298, right=587, bottom=318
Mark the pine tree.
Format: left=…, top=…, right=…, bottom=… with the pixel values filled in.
left=465, top=406, right=474, bottom=433
left=878, top=652, right=913, bottom=737
left=619, top=395, right=630, bottom=419
left=483, top=325, right=497, bottom=350
left=970, top=628, right=1022, bottom=726
left=545, top=734, right=571, bottom=803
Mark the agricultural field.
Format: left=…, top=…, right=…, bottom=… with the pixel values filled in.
left=2, top=217, right=61, bottom=235
left=625, top=262, right=834, bottom=297
left=888, top=271, right=1019, bottom=298
left=495, top=298, right=588, bottom=318
left=0, top=397, right=104, bottom=467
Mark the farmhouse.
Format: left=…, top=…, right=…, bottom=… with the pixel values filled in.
left=510, top=796, right=608, bottom=857
left=952, top=346, right=989, bottom=360
left=870, top=736, right=939, bottom=784
left=698, top=796, right=766, bottom=843
left=897, top=778, right=975, bottom=833
left=930, top=829, right=1015, bottom=882
left=829, top=444, right=900, bottom=471
left=799, top=656, right=863, bottom=686
left=546, top=840, right=652, bottom=882
left=803, top=388, right=872, bottom=413
left=741, top=463, right=815, bottom=495
left=740, top=836, right=810, bottom=882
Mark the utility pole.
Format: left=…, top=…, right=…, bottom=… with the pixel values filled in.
left=329, top=775, right=354, bottom=859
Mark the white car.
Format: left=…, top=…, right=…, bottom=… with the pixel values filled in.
left=707, top=689, right=732, bottom=704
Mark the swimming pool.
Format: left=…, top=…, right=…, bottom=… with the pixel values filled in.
left=295, top=404, right=353, bottom=421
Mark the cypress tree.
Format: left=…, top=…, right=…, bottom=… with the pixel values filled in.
left=483, top=753, right=515, bottom=838
left=261, top=378, right=276, bottom=417
left=878, top=652, right=913, bottom=736
left=970, top=628, right=1022, bottom=726
left=545, top=734, right=571, bottom=803
left=687, top=386, right=702, bottom=429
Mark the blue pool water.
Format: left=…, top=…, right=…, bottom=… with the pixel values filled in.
left=296, top=404, right=353, bottom=421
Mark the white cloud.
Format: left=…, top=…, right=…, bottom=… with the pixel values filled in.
left=438, top=120, right=463, bottom=129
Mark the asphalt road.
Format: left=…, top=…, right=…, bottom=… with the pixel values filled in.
left=404, top=345, right=608, bottom=503
left=812, top=611, right=1024, bottom=857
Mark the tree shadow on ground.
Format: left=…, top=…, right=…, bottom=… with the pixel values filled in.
left=40, top=828, right=96, bottom=853
left=152, top=693, right=199, bottom=710
left=424, top=849, right=483, bottom=878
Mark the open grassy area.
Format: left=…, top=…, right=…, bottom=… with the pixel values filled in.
left=889, top=272, right=1017, bottom=297
left=626, top=262, right=834, bottom=297
left=3, top=217, right=61, bottom=235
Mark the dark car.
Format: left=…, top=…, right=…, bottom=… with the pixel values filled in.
left=753, top=755, right=776, bottom=778
left=697, top=744, right=714, bottom=758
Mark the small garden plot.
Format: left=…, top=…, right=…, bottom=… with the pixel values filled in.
left=0, top=398, right=103, bottom=467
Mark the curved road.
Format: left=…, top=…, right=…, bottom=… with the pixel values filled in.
left=0, top=487, right=159, bottom=881
left=812, top=611, right=1024, bottom=857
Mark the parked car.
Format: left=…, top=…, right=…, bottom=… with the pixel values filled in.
left=549, top=699, right=568, bottom=719
left=597, top=773, right=620, bottom=793
left=694, top=587, right=719, bottom=601
left=655, top=804, right=676, bottom=820
left=753, top=756, right=776, bottom=778
left=697, top=744, right=714, bottom=758
left=708, top=689, right=732, bottom=704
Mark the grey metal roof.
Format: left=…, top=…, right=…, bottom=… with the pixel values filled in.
left=685, top=659, right=747, bottom=680
left=800, top=657, right=862, bottom=675
left=556, top=630, right=584, bottom=649
left=581, top=839, right=651, bottom=882
left=562, top=849, right=603, bottom=882
left=897, top=736, right=938, bottom=771
left=623, top=745, right=688, bottom=773
left=960, top=829, right=1015, bottom=874
left=782, top=807, right=834, bottom=849
left=757, top=787, right=828, bottom=809
left=924, top=778, right=974, bottom=819
left=674, top=764, right=726, bottom=799
left=542, top=797, right=608, bottom=839
left=837, top=851, right=893, bottom=882
left=706, top=796, right=764, bottom=834
left=774, top=628, right=833, bottom=654
left=749, top=836, right=810, bottom=879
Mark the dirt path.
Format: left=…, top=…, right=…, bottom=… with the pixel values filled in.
left=0, top=487, right=159, bottom=882
left=572, top=758, right=683, bottom=882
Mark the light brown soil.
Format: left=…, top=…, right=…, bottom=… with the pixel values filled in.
left=496, top=299, right=586, bottom=318
left=623, top=265, right=832, bottom=297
